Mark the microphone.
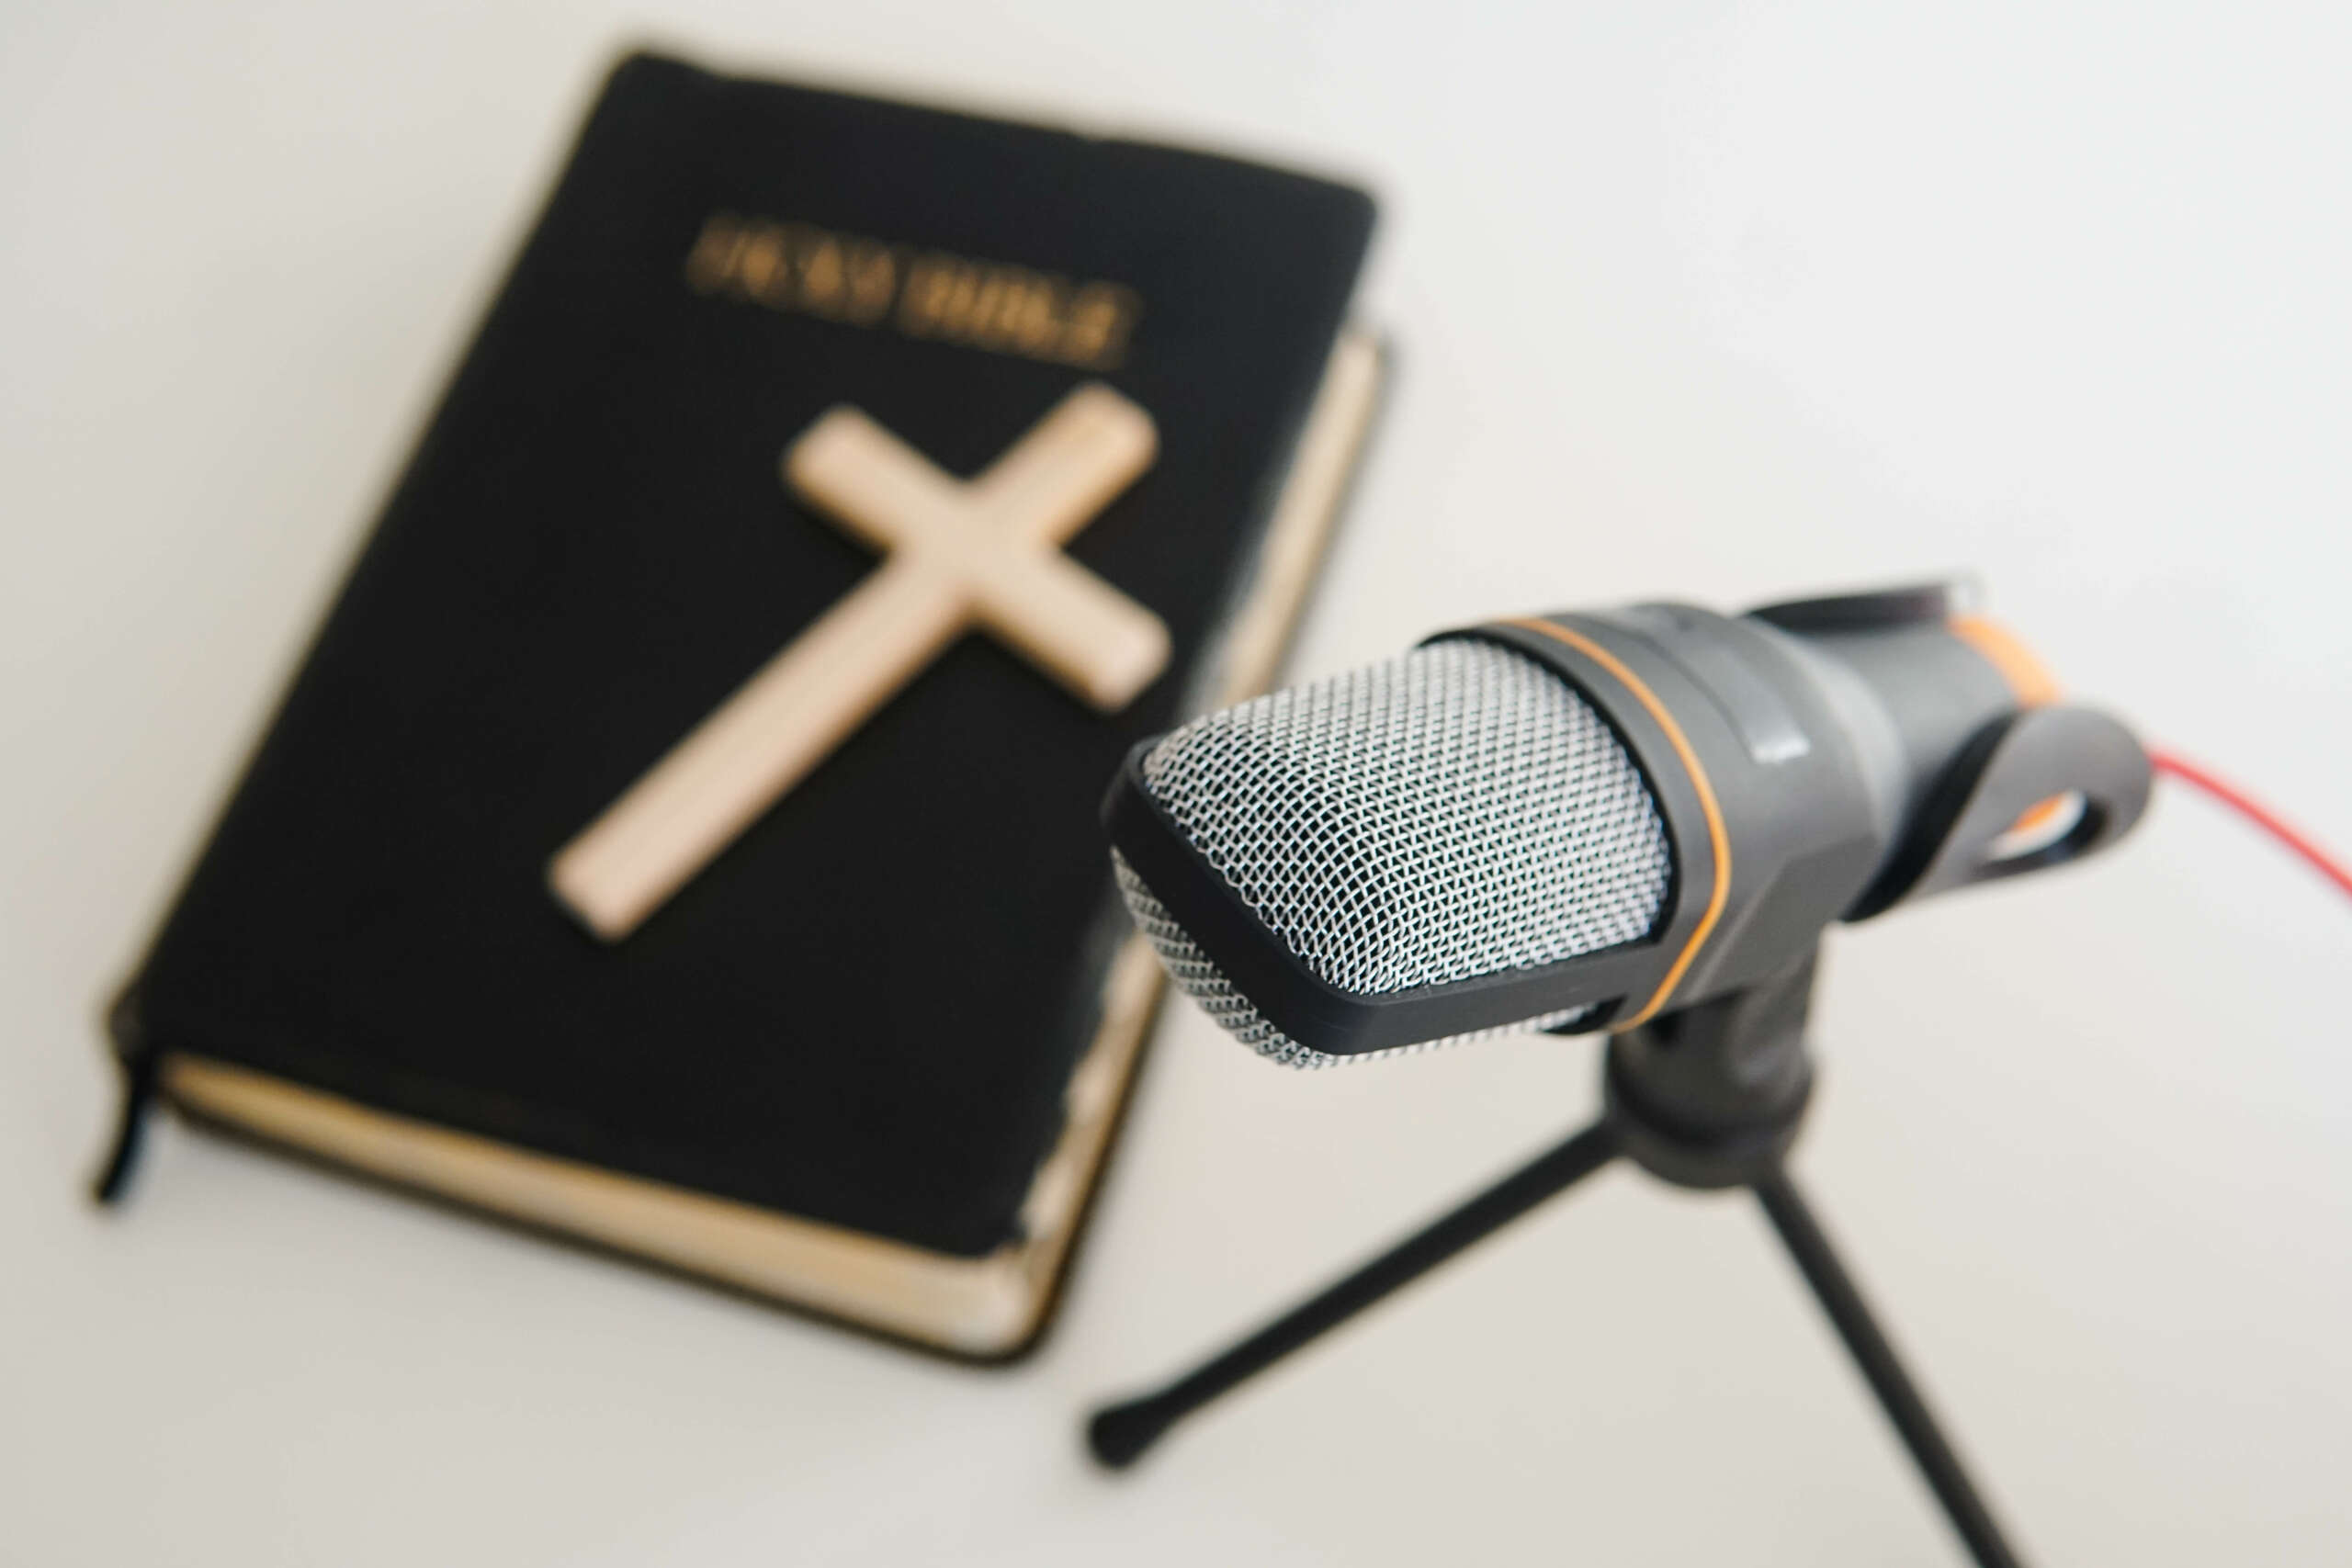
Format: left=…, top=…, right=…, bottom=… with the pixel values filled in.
left=1104, top=582, right=2152, bottom=1067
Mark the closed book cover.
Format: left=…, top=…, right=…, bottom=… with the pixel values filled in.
left=99, top=51, right=1382, bottom=1358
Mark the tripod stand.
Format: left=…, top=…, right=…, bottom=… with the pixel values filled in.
left=1085, top=948, right=2029, bottom=1568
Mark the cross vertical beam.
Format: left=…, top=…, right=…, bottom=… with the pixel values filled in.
left=550, top=383, right=1164, bottom=940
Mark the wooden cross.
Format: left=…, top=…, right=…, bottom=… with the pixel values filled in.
left=550, top=383, right=1166, bottom=940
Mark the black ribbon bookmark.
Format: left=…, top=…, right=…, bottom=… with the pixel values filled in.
left=91, top=989, right=158, bottom=1205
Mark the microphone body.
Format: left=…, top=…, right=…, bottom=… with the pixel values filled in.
left=1106, top=583, right=2149, bottom=1066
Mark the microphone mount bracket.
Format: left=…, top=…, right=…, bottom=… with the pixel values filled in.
left=1602, top=945, right=1816, bottom=1190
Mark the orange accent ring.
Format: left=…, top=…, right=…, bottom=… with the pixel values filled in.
left=1504, top=618, right=1731, bottom=1029
left=2006, top=794, right=2073, bottom=837
left=1948, top=614, right=2065, bottom=837
left=1948, top=615, right=2060, bottom=708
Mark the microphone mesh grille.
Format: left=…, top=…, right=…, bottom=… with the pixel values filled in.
left=1114, top=852, right=1598, bottom=1068
left=1120, top=637, right=1673, bottom=1066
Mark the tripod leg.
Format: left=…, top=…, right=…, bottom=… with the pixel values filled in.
left=1754, top=1168, right=2029, bottom=1568
left=1088, top=1121, right=1620, bottom=1469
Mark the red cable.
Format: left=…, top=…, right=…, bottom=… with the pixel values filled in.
left=2148, top=748, right=2352, bottom=905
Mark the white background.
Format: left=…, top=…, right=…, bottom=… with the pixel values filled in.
left=6, top=3, right=2350, bottom=1562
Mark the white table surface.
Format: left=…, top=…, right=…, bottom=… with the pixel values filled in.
left=6, top=4, right=2350, bottom=1562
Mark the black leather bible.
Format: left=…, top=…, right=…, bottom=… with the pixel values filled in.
left=98, top=51, right=1381, bottom=1358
